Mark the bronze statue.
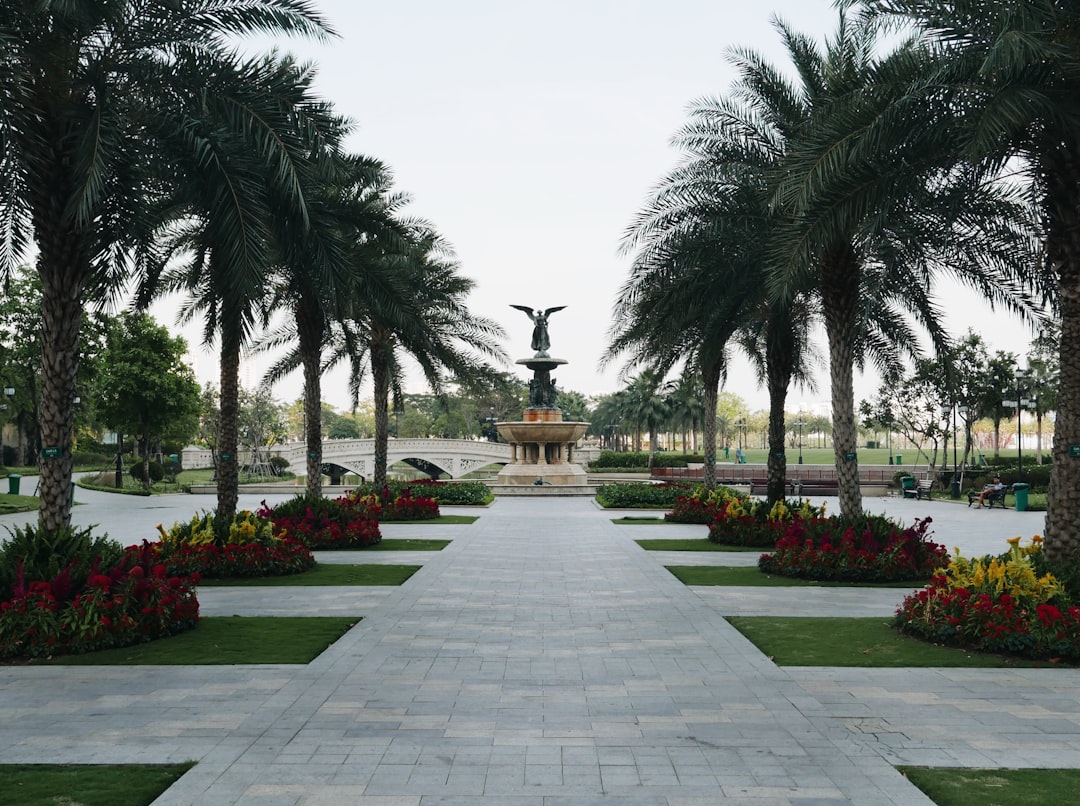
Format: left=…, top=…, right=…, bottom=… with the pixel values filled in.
left=510, top=305, right=566, bottom=355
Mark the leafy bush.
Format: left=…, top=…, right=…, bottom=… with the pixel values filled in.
left=268, top=455, right=290, bottom=474
left=895, top=537, right=1080, bottom=660
left=595, top=482, right=694, bottom=508
left=759, top=515, right=947, bottom=582
left=0, top=535, right=199, bottom=659
left=592, top=451, right=700, bottom=469
left=130, top=460, right=165, bottom=483
left=152, top=510, right=314, bottom=577
left=351, top=479, right=489, bottom=506
left=71, top=451, right=111, bottom=468
left=0, top=523, right=126, bottom=601
left=666, top=486, right=748, bottom=523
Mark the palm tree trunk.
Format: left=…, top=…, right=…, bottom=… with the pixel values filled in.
left=765, top=327, right=792, bottom=505
left=371, top=343, right=391, bottom=490
left=701, top=362, right=722, bottom=491
left=822, top=250, right=862, bottom=518
left=296, top=299, right=324, bottom=498
left=217, top=328, right=241, bottom=521
left=1041, top=145, right=1080, bottom=562
left=36, top=252, right=84, bottom=531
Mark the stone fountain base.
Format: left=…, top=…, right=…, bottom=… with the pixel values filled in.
left=495, top=412, right=590, bottom=487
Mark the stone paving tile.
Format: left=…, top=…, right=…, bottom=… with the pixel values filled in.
left=0, top=492, right=1068, bottom=804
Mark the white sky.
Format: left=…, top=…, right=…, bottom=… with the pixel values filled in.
left=155, top=0, right=1038, bottom=415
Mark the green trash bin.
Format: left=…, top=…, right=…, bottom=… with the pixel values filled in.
left=895, top=454, right=902, bottom=465
left=7, top=473, right=21, bottom=495
left=1013, top=482, right=1030, bottom=512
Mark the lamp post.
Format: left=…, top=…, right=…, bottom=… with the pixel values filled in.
left=958, top=405, right=969, bottom=470
left=1004, top=368, right=1032, bottom=479
left=795, top=419, right=806, bottom=464
left=485, top=405, right=497, bottom=442
left=944, top=403, right=960, bottom=499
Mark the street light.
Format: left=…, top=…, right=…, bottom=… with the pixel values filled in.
left=1004, top=368, right=1032, bottom=479
left=958, top=404, right=969, bottom=469
left=942, top=403, right=960, bottom=499
left=485, top=405, right=497, bottom=442
left=794, top=419, right=806, bottom=465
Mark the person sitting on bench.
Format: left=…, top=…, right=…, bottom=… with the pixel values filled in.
left=973, top=475, right=1004, bottom=508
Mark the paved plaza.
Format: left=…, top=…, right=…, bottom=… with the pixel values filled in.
left=0, top=486, right=1077, bottom=804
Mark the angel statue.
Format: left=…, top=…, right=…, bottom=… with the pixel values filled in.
left=510, top=304, right=566, bottom=355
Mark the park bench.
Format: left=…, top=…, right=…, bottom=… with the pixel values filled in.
left=794, top=479, right=840, bottom=496
left=968, top=486, right=1008, bottom=509
left=902, top=478, right=934, bottom=500
left=748, top=477, right=772, bottom=495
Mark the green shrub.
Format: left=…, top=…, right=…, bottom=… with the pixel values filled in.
left=0, top=523, right=125, bottom=601
left=268, top=455, right=290, bottom=474
left=351, top=480, right=490, bottom=505
left=592, top=451, right=698, bottom=469
left=130, top=460, right=165, bottom=483
left=71, top=451, right=111, bottom=468
left=595, top=482, right=694, bottom=508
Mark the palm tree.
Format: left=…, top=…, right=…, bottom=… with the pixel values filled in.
left=760, top=12, right=1040, bottom=517
left=0, top=0, right=332, bottom=530
left=665, top=373, right=705, bottom=453
left=141, top=55, right=342, bottom=520
left=858, top=0, right=1080, bottom=558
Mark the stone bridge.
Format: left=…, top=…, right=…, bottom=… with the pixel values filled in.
left=182, top=438, right=513, bottom=480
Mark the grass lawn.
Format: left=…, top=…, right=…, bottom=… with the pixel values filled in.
left=667, top=565, right=921, bottom=587
left=900, top=767, right=1080, bottom=805
left=611, top=516, right=669, bottom=525
left=362, top=538, right=450, bottom=551
left=42, top=616, right=357, bottom=665
left=385, top=515, right=478, bottom=524
left=0, top=763, right=194, bottom=806
left=728, top=616, right=1060, bottom=668
left=0, top=493, right=37, bottom=513
left=197, top=564, right=421, bottom=586
left=636, top=538, right=760, bottom=552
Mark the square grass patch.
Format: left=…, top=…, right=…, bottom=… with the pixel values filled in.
left=667, top=565, right=921, bottom=587
left=359, top=538, right=450, bottom=551
left=44, top=616, right=357, bottom=665
left=197, top=564, right=421, bottom=586
left=0, top=762, right=194, bottom=806
left=636, top=539, right=760, bottom=552
left=900, top=766, right=1080, bottom=806
left=727, top=617, right=1056, bottom=668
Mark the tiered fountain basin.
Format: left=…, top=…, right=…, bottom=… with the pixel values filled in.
left=494, top=416, right=590, bottom=487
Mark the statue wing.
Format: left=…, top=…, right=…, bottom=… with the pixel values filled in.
left=509, top=304, right=535, bottom=316
left=543, top=306, right=567, bottom=316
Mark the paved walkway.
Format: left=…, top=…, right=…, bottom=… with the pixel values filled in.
left=1, top=490, right=1078, bottom=804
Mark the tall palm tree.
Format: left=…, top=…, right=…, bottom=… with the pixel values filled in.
left=0, top=0, right=332, bottom=529
left=761, top=12, right=1040, bottom=517
left=141, top=55, right=342, bottom=520
left=856, top=0, right=1074, bottom=557
left=665, top=373, right=705, bottom=453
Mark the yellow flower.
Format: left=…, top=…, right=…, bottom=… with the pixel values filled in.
left=1006, top=536, right=1022, bottom=546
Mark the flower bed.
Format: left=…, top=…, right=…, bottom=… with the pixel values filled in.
left=0, top=537, right=199, bottom=660
left=154, top=510, right=315, bottom=576
left=259, top=496, right=381, bottom=549
left=338, top=486, right=440, bottom=521
left=895, top=537, right=1080, bottom=661
left=758, top=515, right=946, bottom=582
left=707, top=497, right=827, bottom=547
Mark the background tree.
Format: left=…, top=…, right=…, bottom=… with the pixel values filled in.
left=94, top=313, right=201, bottom=488
left=236, top=386, right=286, bottom=476
left=1027, top=326, right=1060, bottom=465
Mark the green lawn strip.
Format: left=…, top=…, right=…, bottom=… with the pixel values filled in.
left=636, top=538, right=759, bottom=552
left=0, top=762, right=194, bottom=806
left=363, top=538, right=450, bottom=551
left=727, top=617, right=1055, bottom=668
left=197, top=564, right=421, bottom=586
left=0, top=493, right=37, bottom=513
left=900, top=767, right=1080, bottom=805
left=667, top=565, right=920, bottom=587
left=383, top=515, right=478, bottom=525
left=611, top=516, right=668, bottom=524
left=44, top=616, right=357, bottom=665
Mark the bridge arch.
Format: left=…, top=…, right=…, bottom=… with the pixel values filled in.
left=267, top=438, right=511, bottom=480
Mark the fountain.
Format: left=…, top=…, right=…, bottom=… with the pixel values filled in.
left=494, top=305, right=591, bottom=487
